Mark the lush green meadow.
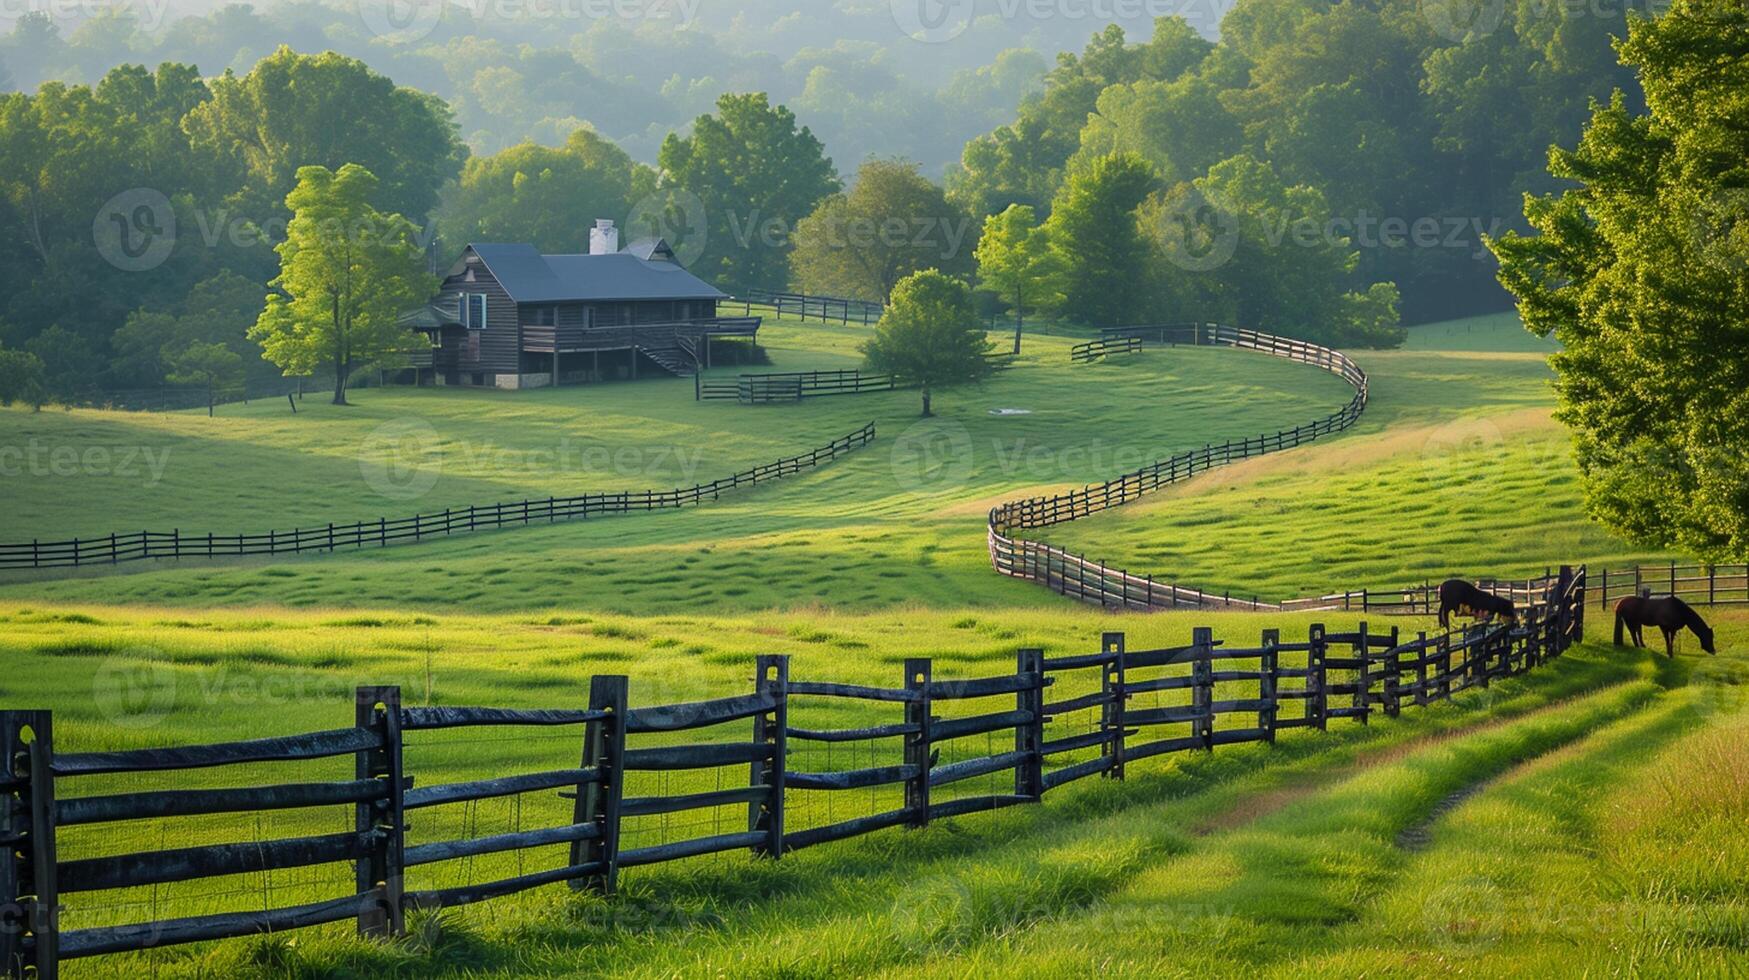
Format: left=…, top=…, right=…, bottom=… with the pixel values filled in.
left=0, top=309, right=1742, bottom=977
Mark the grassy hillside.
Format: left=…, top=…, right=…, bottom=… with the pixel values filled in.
left=6, top=602, right=1742, bottom=978
left=0, top=309, right=1742, bottom=977
left=0, top=313, right=1660, bottom=613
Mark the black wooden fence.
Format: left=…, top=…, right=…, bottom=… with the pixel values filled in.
left=1596, top=562, right=1749, bottom=608
left=0, top=568, right=1586, bottom=977
left=991, top=324, right=1371, bottom=611
left=0, top=423, right=877, bottom=570
left=732, top=289, right=885, bottom=326
left=696, top=370, right=899, bottom=403
left=1069, top=336, right=1144, bottom=363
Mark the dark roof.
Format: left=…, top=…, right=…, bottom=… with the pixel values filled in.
left=461, top=243, right=722, bottom=304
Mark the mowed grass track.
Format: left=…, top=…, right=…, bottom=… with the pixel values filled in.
left=7, top=604, right=1744, bottom=978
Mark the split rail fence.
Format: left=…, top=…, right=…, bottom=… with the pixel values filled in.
left=732, top=289, right=885, bottom=326
left=1595, top=562, right=1749, bottom=608
left=0, top=568, right=1585, bottom=977
left=0, top=423, right=877, bottom=570
left=696, top=369, right=899, bottom=403
left=992, top=324, right=1372, bottom=611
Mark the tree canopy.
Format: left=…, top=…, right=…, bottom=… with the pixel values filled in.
left=250, top=164, right=435, bottom=406
left=862, top=270, right=995, bottom=417
left=790, top=159, right=975, bottom=302
left=1491, top=0, right=1749, bottom=561
left=658, top=93, right=839, bottom=291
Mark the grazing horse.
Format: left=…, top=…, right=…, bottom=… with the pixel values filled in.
left=1437, top=579, right=1518, bottom=628
left=1615, top=595, right=1716, bottom=658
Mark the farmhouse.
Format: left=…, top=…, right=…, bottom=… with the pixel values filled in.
left=403, top=220, right=759, bottom=388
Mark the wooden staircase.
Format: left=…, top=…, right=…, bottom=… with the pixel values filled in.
left=636, top=345, right=697, bottom=376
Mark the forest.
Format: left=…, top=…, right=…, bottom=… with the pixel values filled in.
left=0, top=0, right=1648, bottom=401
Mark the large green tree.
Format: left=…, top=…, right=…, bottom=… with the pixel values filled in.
left=790, top=159, right=975, bottom=302
left=657, top=93, right=839, bottom=290
left=863, top=270, right=994, bottom=417
left=1045, top=153, right=1158, bottom=327
left=185, top=47, right=466, bottom=226
left=438, top=130, right=657, bottom=253
left=1491, top=0, right=1749, bottom=561
left=251, top=164, right=435, bottom=406
left=975, top=204, right=1062, bottom=353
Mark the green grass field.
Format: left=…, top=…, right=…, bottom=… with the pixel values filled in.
left=0, top=309, right=1743, bottom=977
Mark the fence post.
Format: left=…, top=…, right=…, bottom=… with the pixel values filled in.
left=1193, top=627, right=1215, bottom=749
left=751, top=656, right=788, bottom=858
left=12, top=711, right=57, bottom=979
left=1260, top=629, right=1279, bottom=742
left=1353, top=622, right=1370, bottom=725
left=1308, top=624, right=1328, bottom=730
left=1015, top=649, right=1046, bottom=800
left=1101, top=632, right=1126, bottom=780
left=573, top=675, right=627, bottom=895
left=1415, top=633, right=1431, bottom=708
left=904, top=659, right=933, bottom=828
left=1, top=712, right=44, bottom=980
left=354, top=686, right=404, bottom=939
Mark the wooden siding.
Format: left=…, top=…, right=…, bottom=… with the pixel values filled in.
left=436, top=248, right=521, bottom=375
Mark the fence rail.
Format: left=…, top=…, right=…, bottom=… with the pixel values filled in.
left=991, top=323, right=1373, bottom=611
left=0, top=567, right=1586, bottom=977
left=696, top=369, right=899, bottom=403
left=732, top=288, right=885, bottom=326
left=0, top=423, right=877, bottom=570
left=1595, top=562, right=1749, bottom=608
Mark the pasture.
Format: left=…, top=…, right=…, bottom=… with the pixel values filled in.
left=0, top=310, right=1744, bottom=978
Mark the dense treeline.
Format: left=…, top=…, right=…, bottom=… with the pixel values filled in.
left=953, top=2, right=1645, bottom=324
left=0, top=0, right=1656, bottom=400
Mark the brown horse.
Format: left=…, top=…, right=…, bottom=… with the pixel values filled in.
left=1437, top=579, right=1518, bottom=628
left=1615, top=595, right=1716, bottom=658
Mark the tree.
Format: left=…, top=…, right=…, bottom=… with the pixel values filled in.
left=184, top=47, right=466, bottom=226
left=790, top=159, right=975, bottom=302
left=1045, top=153, right=1158, bottom=327
left=0, top=343, right=46, bottom=411
left=1149, top=154, right=1405, bottom=348
left=975, top=204, right=1062, bottom=354
left=438, top=129, right=657, bottom=253
left=165, top=341, right=243, bottom=416
left=1491, top=0, right=1749, bottom=561
left=657, top=93, right=839, bottom=290
left=862, top=270, right=994, bottom=417
left=251, top=164, right=435, bottom=406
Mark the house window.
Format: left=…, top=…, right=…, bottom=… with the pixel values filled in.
left=530, top=305, right=556, bottom=326
left=465, top=293, right=488, bottom=329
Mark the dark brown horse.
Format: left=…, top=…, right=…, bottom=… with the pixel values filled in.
left=1437, top=579, right=1518, bottom=628
left=1615, top=595, right=1716, bottom=658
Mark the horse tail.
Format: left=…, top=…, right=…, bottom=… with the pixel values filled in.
left=1614, top=610, right=1625, bottom=646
